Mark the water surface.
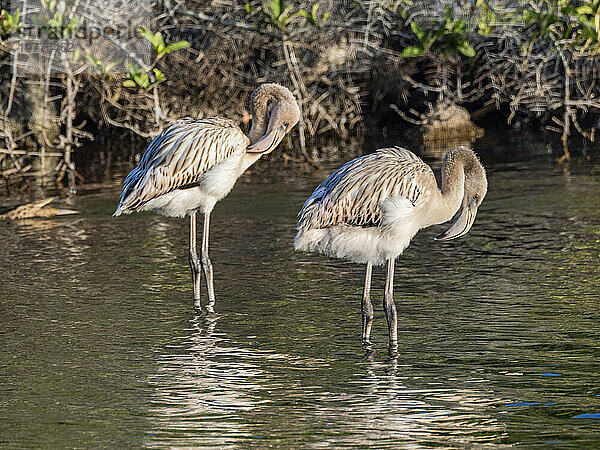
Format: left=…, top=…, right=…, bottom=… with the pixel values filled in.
left=1, top=135, right=600, bottom=447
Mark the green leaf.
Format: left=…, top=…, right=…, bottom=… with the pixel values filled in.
left=423, top=32, right=438, bottom=49
left=152, top=68, right=165, bottom=81
left=400, top=45, right=425, bottom=57
left=127, top=62, right=144, bottom=76
left=457, top=41, right=475, bottom=57
left=270, top=0, right=284, bottom=18
left=135, top=73, right=150, bottom=89
left=279, top=8, right=301, bottom=27
left=138, top=27, right=165, bottom=54
left=164, top=40, right=190, bottom=53
left=432, top=27, right=446, bottom=39
left=299, top=8, right=319, bottom=26
left=443, top=4, right=453, bottom=21
left=522, top=9, right=537, bottom=23
left=297, top=10, right=312, bottom=23
left=262, top=11, right=277, bottom=27
left=245, top=2, right=253, bottom=13
left=86, top=54, right=100, bottom=66
left=279, top=7, right=292, bottom=21
left=105, top=60, right=121, bottom=72
left=123, top=80, right=137, bottom=88
left=410, top=21, right=425, bottom=40
left=148, top=69, right=166, bottom=90
left=577, top=6, right=594, bottom=14
left=478, top=23, right=491, bottom=36
left=138, top=27, right=152, bottom=41
left=453, top=19, right=466, bottom=33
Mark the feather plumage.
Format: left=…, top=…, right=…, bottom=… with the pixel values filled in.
left=116, top=117, right=249, bottom=213
left=298, top=147, right=434, bottom=230
left=294, top=145, right=488, bottom=347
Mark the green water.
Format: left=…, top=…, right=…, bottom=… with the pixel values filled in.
left=1, top=135, right=600, bottom=447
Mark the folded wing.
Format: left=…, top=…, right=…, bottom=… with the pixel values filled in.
left=298, top=147, right=433, bottom=230
left=117, top=118, right=249, bottom=212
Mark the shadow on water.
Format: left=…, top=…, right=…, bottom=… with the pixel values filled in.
left=1, top=129, right=600, bottom=446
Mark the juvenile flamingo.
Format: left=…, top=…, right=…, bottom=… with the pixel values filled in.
left=295, top=146, right=487, bottom=349
left=115, top=83, right=300, bottom=312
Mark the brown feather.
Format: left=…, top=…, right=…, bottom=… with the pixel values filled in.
left=298, top=147, right=435, bottom=229
left=118, top=117, right=249, bottom=211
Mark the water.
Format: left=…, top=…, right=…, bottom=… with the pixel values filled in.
left=1, top=134, right=600, bottom=447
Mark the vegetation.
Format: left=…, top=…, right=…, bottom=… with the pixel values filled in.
left=2, top=0, right=600, bottom=191
left=400, top=6, right=476, bottom=58
left=0, top=8, right=22, bottom=35
left=35, top=0, right=79, bottom=38
left=245, top=0, right=328, bottom=32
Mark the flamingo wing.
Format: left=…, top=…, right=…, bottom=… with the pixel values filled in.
left=298, top=147, right=434, bottom=229
left=117, top=118, right=249, bottom=212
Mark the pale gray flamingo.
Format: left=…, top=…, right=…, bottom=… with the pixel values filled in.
left=295, top=146, right=487, bottom=349
left=115, top=83, right=300, bottom=312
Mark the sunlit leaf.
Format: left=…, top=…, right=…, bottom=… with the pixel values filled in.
left=400, top=45, right=425, bottom=57
left=87, top=53, right=103, bottom=69
left=164, top=41, right=190, bottom=53
left=410, top=21, right=425, bottom=40
left=457, top=40, right=475, bottom=57
left=576, top=6, right=594, bottom=14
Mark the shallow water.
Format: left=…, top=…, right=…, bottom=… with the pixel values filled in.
left=1, top=134, right=600, bottom=447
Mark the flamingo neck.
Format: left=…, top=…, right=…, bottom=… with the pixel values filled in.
left=244, top=92, right=270, bottom=172
left=240, top=152, right=264, bottom=174
left=248, top=91, right=270, bottom=145
left=435, top=154, right=465, bottom=224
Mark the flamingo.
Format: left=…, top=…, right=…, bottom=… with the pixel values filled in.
left=295, top=146, right=487, bottom=349
left=114, top=83, right=300, bottom=312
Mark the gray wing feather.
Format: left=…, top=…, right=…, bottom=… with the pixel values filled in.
left=298, top=147, right=434, bottom=229
left=117, top=117, right=249, bottom=211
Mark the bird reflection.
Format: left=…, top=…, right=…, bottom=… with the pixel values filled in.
left=324, top=351, right=509, bottom=447
left=146, top=314, right=508, bottom=447
left=146, top=313, right=257, bottom=446
left=146, top=312, right=327, bottom=447
left=362, top=346, right=399, bottom=374
left=189, top=311, right=218, bottom=336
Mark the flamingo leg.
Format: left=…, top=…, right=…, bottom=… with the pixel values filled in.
left=201, top=211, right=216, bottom=313
left=361, top=262, right=374, bottom=345
left=189, top=211, right=202, bottom=308
left=383, top=258, right=398, bottom=350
